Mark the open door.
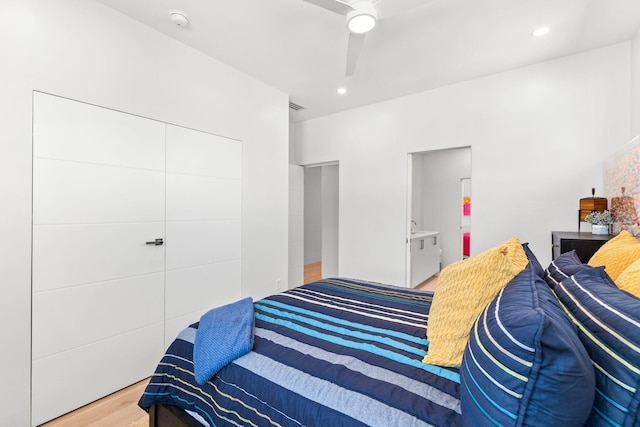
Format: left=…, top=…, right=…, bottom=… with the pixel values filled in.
left=406, top=147, right=471, bottom=287
left=303, top=163, right=339, bottom=284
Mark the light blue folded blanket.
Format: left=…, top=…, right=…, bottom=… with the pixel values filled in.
left=193, top=297, right=254, bottom=385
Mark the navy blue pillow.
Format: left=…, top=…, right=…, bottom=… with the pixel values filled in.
left=553, top=267, right=640, bottom=427
left=460, top=264, right=595, bottom=426
left=545, top=250, right=592, bottom=289
left=522, top=243, right=544, bottom=278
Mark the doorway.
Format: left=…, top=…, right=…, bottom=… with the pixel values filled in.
left=406, top=147, right=471, bottom=287
left=461, top=177, right=472, bottom=259
left=303, top=163, right=339, bottom=283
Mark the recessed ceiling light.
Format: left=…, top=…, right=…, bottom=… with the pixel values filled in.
left=532, top=26, right=550, bottom=37
left=337, top=87, right=347, bottom=95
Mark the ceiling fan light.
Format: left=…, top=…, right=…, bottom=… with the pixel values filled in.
left=348, top=14, right=376, bottom=33
left=346, top=2, right=378, bottom=34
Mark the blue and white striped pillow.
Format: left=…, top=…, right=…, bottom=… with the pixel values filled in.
left=522, top=242, right=545, bottom=278
left=460, top=264, right=595, bottom=426
left=553, top=267, right=640, bottom=426
left=544, top=250, right=592, bottom=289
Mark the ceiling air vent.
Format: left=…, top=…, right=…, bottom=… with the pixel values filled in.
left=289, top=101, right=305, bottom=111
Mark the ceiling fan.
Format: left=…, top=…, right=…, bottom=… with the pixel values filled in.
left=301, top=0, right=432, bottom=76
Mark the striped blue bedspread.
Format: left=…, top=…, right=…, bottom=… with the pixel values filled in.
left=139, top=278, right=461, bottom=426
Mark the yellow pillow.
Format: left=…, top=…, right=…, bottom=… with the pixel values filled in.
left=503, top=235, right=529, bottom=272
left=588, top=231, right=640, bottom=281
left=596, top=229, right=637, bottom=248
left=422, top=236, right=528, bottom=367
left=615, top=257, right=640, bottom=297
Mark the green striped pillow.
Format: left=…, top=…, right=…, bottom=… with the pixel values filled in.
left=544, top=250, right=593, bottom=289
left=461, top=264, right=595, bottom=426
left=553, top=267, right=640, bottom=426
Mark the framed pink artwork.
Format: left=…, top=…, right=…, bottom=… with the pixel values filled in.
left=605, top=135, right=640, bottom=236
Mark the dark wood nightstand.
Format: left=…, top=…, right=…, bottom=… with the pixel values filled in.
left=551, top=231, right=613, bottom=263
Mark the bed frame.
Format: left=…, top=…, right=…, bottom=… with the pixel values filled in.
left=148, top=404, right=202, bottom=427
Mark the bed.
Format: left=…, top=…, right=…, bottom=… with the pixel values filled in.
left=140, top=234, right=640, bottom=426
left=138, top=278, right=462, bottom=426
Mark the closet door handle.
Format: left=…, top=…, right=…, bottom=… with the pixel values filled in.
left=146, top=238, right=164, bottom=246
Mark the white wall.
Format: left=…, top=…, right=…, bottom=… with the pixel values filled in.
left=290, top=121, right=297, bottom=164
left=411, top=155, right=424, bottom=231
left=304, top=167, right=323, bottom=264
left=289, top=165, right=304, bottom=288
left=321, top=165, right=340, bottom=278
left=295, top=43, right=631, bottom=286
left=632, top=29, right=640, bottom=138
left=0, top=1, right=289, bottom=425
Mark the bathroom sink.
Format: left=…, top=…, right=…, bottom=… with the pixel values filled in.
left=410, top=230, right=439, bottom=240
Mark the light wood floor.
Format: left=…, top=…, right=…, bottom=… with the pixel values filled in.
left=304, top=261, right=322, bottom=283
left=415, top=274, right=439, bottom=292
left=42, top=264, right=437, bottom=427
left=39, top=378, right=149, bottom=427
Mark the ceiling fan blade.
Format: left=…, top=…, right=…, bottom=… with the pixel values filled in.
left=375, top=0, right=435, bottom=19
left=301, top=0, right=353, bottom=15
left=345, top=32, right=366, bottom=76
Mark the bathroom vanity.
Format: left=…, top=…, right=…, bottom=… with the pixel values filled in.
left=410, top=231, right=440, bottom=287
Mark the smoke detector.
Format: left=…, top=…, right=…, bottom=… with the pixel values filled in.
left=169, top=10, right=189, bottom=28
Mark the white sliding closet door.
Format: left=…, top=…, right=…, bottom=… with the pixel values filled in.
left=164, top=125, right=242, bottom=344
left=32, top=93, right=166, bottom=425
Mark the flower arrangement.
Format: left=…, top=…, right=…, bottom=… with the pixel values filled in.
left=584, top=210, right=613, bottom=226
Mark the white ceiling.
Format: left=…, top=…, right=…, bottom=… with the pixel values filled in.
left=95, top=0, right=640, bottom=122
